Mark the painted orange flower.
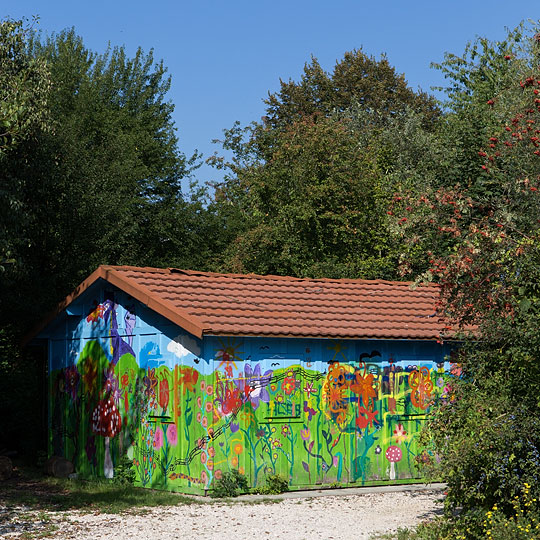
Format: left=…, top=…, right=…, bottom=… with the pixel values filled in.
left=349, top=364, right=378, bottom=408
left=178, top=367, right=199, bottom=394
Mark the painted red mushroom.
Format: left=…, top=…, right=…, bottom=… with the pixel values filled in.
left=385, top=445, right=402, bottom=480
left=91, top=397, right=122, bottom=478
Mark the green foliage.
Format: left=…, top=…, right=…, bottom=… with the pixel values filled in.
left=210, top=469, right=249, bottom=498
left=254, top=473, right=289, bottom=495
left=264, top=50, right=439, bottom=130
left=0, top=17, right=51, bottom=271
left=394, top=21, right=540, bottom=539
left=112, top=454, right=136, bottom=485
left=0, top=25, right=212, bottom=333
left=395, top=486, right=540, bottom=540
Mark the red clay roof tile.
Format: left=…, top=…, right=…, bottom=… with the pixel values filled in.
left=31, top=265, right=448, bottom=342
left=97, top=266, right=445, bottom=340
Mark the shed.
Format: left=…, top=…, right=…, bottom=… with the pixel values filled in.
left=36, top=265, right=456, bottom=493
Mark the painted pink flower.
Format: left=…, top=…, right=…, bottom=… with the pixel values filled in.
left=153, top=427, right=164, bottom=450
left=166, top=424, right=178, bottom=446
left=304, top=382, right=315, bottom=398
left=300, top=428, right=310, bottom=441
left=201, top=470, right=208, bottom=484
left=393, top=423, right=407, bottom=444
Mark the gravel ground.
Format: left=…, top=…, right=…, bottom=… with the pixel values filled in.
left=1, top=488, right=444, bottom=540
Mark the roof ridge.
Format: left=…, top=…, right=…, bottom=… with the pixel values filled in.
left=163, top=267, right=435, bottom=288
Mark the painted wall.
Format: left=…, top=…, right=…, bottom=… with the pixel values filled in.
left=46, top=284, right=455, bottom=493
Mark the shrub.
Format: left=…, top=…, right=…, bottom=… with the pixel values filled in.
left=210, top=469, right=249, bottom=498
left=113, top=454, right=136, bottom=485
left=254, top=473, right=289, bottom=495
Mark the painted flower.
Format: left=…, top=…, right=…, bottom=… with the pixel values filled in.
left=256, top=429, right=265, bottom=439
left=221, top=386, right=242, bottom=415
left=205, top=401, right=213, bottom=413
left=64, top=366, right=80, bottom=402
left=215, top=469, right=222, bottom=480
left=207, top=459, right=214, bottom=471
left=166, top=424, right=178, bottom=446
left=234, top=363, right=273, bottom=410
left=201, top=452, right=207, bottom=464
left=86, top=303, right=105, bottom=323
left=349, top=369, right=378, bottom=408
left=281, top=375, right=297, bottom=396
left=230, top=421, right=240, bottom=433
left=303, top=401, right=317, bottom=421
left=143, top=368, right=158, bottom=399
left=153, top=427, right=164, bottom=450
left=300, top=428, right=310, bottom=441
left=206, top=384, right=214, bottom=396
left=281, top=425, right=290, bottom=437
left=201, top=470, right=208, bottom=485
left=233, top=443, right=244, bottom=455
left=178, top=367, right=199, bottom=394
left=304, top=382, right=316, bottom=398
left=393, top=423, right=407, bottom=444
left=158, top=377, right=170, bottom=411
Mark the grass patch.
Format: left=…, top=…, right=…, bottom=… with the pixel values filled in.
left=0, top=463, right=197, bottom=514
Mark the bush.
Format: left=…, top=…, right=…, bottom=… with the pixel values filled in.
left=113, top=454, right=136, bottom=485
left=421, top=373, right=540, bottom=515
left=210, top=469, right=249, bottom=498
left=400, top=484, right=540, bottom=540
left=254, top=473, right=289, bottom=495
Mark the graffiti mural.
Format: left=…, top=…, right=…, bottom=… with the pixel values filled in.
left=47, top=291, right=455, bottom=493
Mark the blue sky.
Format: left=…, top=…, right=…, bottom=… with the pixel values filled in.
left=4, top=1, right=539, bottom=187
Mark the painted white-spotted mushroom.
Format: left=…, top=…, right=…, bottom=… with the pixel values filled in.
left=385, top=445, right=402, bottom=480
left=91, top=397, right=122, bottom=479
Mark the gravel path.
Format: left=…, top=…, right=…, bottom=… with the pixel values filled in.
left=1, top=488, right=444, bottom=540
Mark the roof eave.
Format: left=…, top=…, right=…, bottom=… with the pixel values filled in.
left=23, top=265, right=207, bottom=345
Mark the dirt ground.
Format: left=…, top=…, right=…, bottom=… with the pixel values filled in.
left=1, top=487, right=444, bottom=540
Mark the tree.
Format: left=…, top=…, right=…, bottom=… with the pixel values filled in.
left=0, top=18, right=51, bottom=270
left=0, top=27, right=205, bottom=330
left=263, top=50, right=440, bottom=130
left=210, top=50, right=441, bottom=278
left=393, top=23, right=540, bottom=534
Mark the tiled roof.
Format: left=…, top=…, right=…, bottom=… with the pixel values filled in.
left=50, top=265, right=445, bottom=341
